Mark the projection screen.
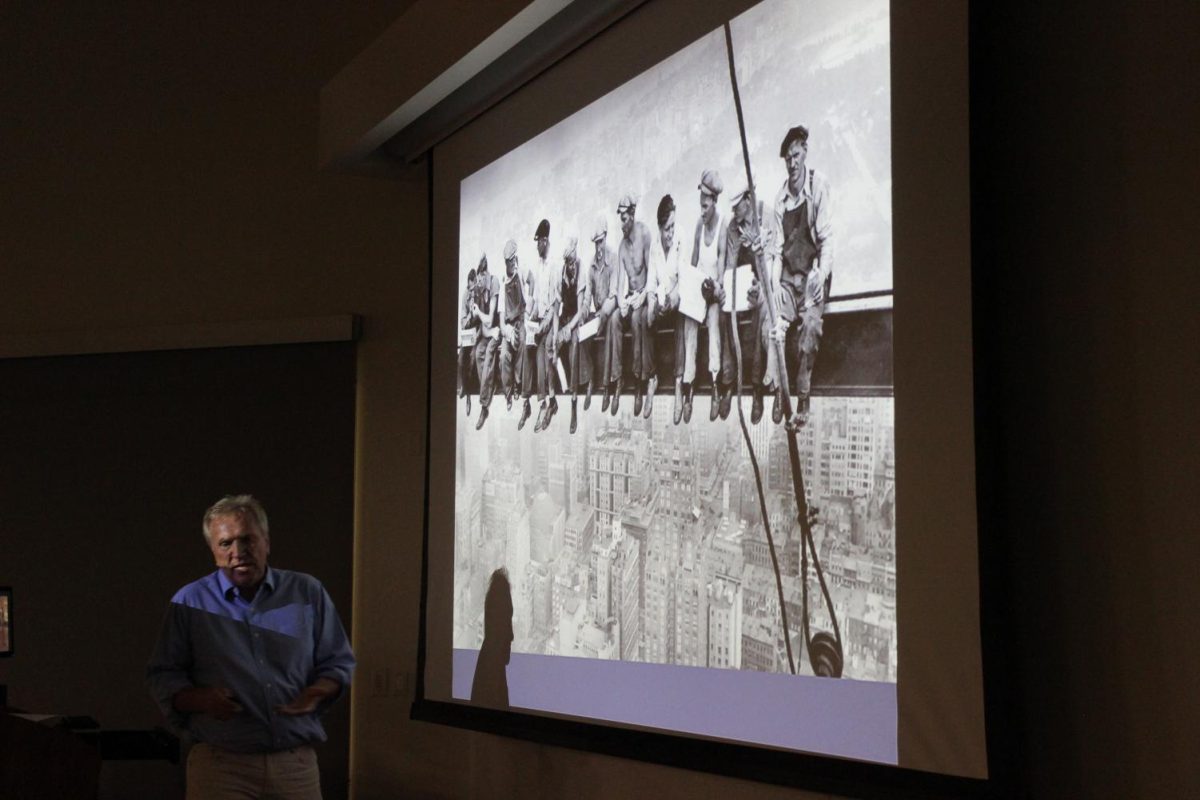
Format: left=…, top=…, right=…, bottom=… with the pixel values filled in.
left=419, top=0, right=990, bottom=791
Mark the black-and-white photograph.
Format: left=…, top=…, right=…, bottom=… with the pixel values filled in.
left=452, top=0, right=895, bottom=686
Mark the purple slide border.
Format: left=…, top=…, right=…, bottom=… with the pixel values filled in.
left=452, top=649, right=897, bottom=765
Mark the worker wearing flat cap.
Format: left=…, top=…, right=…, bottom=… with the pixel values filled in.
left=527, top=218, right=563, bottom=432
left=587, top=215, right=620, bottom=412
left=498, top=238, right=533, bottom=425
left=689, top=169, right=729, bottom=422
left=710, top=182, right=768, bottom=422
left=723, top=181, right=774, bottom=425
left=611, top=193, right=658, bottom=418
left=554, top=236, right=591, bottom=433
left=761, top=123, right=834, bottom=428
left=470, top=252, right=501, bottom=429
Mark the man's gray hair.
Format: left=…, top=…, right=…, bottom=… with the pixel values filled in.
left=202, top=494, right=269, bottom=543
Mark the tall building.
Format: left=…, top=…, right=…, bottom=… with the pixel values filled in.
left=547, top=437, right=572, bottom=516
left=563, top=505, right=595, bottom=560
left=768, top=429, right=791, bottom=494
left=481, top=464, right=524, bottom=545
left=593, top=527, right=615, bottom=625
left=651, top=424, right=697, bottom=524
left=705, top=517, right=745, bottom=581
left=588, top=429, right=650, bottom=535
left=619, top=490, right=656, bottom=661
left=529, top=490, right=565, bottom=564
left=708, top=573, right=743, bottom=669
left=741, top=613, right=777, bottom=672
left=530, top=561, right=553, bottom=642
left=504, top=507, right=533, bottom=646
left=616, top=531, right=641, bottom=661
left=643, top=516, right=681, bottom=664
left=673, top=535, right=708, bottom=667
left=796, top=397, right=895, bottom=507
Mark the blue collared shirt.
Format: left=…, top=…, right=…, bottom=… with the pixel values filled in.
left=146, top=567, right=355, bottom=753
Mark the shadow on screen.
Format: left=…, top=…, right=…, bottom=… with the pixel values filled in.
left=470, top=568, right=513, bottom=710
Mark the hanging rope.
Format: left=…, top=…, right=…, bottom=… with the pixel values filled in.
left=722, top=21, right=841, bottom=676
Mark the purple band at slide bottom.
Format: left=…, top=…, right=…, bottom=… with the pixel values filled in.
left=452, top=649, right=897, bottom=764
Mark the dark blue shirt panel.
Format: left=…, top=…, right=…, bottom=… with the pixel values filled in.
left=146, top=567, right=354, bottom=753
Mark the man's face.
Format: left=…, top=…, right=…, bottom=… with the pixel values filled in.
left=619, top=207, right=634, bottom=238
left=594, top=237, right=605, bottom=264
left=536, top=236, right=549, bottom=260
left=659, top=210, right=675, bottom=252
left=699, top=190, right=715, bottom=222
left=467, top=274, right=477, bottom=292
left=564, top=255, right=577, bottom=282
left=785, top=139, right=808, bottom=186
left=208, top=512, right=269, bottom=592
left=734, top=196, right=752, bottom=224
left=506, top=255, right=518, bottom=277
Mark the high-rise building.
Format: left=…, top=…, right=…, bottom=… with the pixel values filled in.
left=768, top=428, right=791, bottom=493
left=643, top=516, right=681, bottom=664
left=588, top=429, right=650, bottom=535
left=708, top=573, right=743, bottom=669
left=616, top=531, right=641, bottom=661
left=547, top=438, right=572, bottom=515
left=651, top=425, right=697, bottom=524
left=481, top=465, right=524, bottom=545
left=673, top=535, right=708, bottom=667
left=529, top=491, right=565, bottom=564
left=741, top=613, right=776, bottom=672
left=618, top=490, right=656, bottom=661
left=593, top=526, right=614, bottom=625
left=530, top=561, right=553, bottom=641
left=563, top=505, right=595, bottom=560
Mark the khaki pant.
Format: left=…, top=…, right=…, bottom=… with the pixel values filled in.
left=187, top=742, right=321, bottom=800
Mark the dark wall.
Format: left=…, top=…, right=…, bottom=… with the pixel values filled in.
left=0, top=0, right=1195, bottom=798
left=972, top=2, right=1199, bottom=797
left=0, top=343, right=356, bottom=799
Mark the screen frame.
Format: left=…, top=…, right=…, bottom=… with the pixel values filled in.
left=411, top=1, right=1016, bottom=796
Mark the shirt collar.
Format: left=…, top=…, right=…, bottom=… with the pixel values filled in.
left=216, top=565, right=276, bottom=602
left=780, top=167, right=811, bottom=208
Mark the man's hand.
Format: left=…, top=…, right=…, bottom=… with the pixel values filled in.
left=807, top=266, right=825, bottom=305
left=173, top=686, right=243, bottom=720
left=502, top=323, right=515, bottom=345
left=275, top=678, right=339, bottom=717
left=740, top=227, right=764, bottom=256
left=771, top=316, right=790, bottom=344
left=746, top=279, right=761, bottom=307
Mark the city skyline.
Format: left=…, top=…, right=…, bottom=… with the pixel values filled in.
left=453, top=394, right=896, bottom=683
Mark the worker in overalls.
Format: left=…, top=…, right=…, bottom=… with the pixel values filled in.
left=764, top=124, right=834, bottom=428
